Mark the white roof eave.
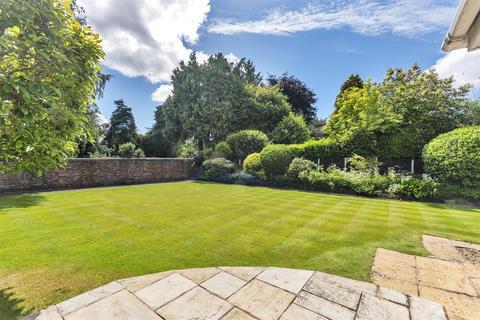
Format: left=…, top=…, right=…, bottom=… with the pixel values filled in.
left=442, top=0, right=480, bottom=52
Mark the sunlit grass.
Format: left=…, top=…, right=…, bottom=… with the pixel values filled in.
left=0, top=181, right=479, bottom=317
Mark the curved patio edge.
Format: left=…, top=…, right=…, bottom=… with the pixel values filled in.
left=31, top=266, right=447, bottom=320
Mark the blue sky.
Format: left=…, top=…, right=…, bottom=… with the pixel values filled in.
left=81, top=0, right=479, bottom=132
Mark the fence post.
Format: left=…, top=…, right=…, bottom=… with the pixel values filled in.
left=411, top=159, right=415, bottom=174
left=317, top=158, right=320, bottom=171
left=344, top=157, right=347, bottom=171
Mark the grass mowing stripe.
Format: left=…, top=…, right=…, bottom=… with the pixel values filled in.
left=0, top=181, right=479, bottom=317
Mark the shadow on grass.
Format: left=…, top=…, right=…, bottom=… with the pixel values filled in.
left=0, top=194, right=45, bottom=210
left=0, top=288, right=30, bottom=320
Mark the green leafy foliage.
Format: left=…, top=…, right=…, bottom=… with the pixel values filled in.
left=260, top=144, right=293, bottom=176
left=226, top=129, right=269, bottom=162
left=214, top=141, right=233, bottom=159
left=386, top=172, right=437, bottom=199
left=163, top=53, right=261, bottom=148
left=436, top=184, right=480, bottom=201
left=245, top=84, right=291, bottom=134
left=243, top=152, right=264, bottom=178
left=202, top=157, right=235, bottom=179
left=324, top=81, right=401, bottom=156
left=88, top=144, right=114, bottom=158
left=347, top=154, right=381, bottom=174
left=177, top=138, right=198, bottom=158
left=289, top=138, right=346, bottom=160
left=299, top=167, right=436, bottom=199
left=0, top=0, right=104, bottom=174
left=117, top=142, right=144, bottom=158
left=104, top=99, right=138, bottom=149
left=334, top=74, right=364, bottom=113
left=287, top=157, right=317, bottom=178
left=142, top=105, right=173, bottom=157
left=272, top=113, right=310, bottom=144
left=324, top=65, right=477, bottom=159
left=308, top=118, right=326, bottom=139
left=423, top=126, right=480, bottom=187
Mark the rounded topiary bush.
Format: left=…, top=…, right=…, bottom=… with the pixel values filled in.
left=423, top=126, right=480, bottom=187
left=243, top=153, right=262, bottom=174
left=226, top=130, right=269, bottom=162
left=260, top=144, right=293, bottom=176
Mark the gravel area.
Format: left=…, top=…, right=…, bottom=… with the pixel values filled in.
left=456, top=246, right=480, bottom=265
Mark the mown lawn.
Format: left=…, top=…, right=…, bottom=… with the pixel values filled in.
left=0, top=181, right=479, bottom=318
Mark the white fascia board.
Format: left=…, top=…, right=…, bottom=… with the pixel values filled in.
left=443, top=0, right=480, bottom=52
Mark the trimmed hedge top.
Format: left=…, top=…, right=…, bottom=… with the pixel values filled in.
left=423, top=126, right=480, bottom=187
left=289, top=138, right=346, bottom=160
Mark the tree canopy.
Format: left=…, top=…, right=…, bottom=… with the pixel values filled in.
left=0, top=0, right=104, bottom=174
left=333, top=74, right=363, bottom=113
left=162, top=53, right=288, bottom=149
left=324, top=65, right=479, bottom=158
left=104, top=99, right=138, bottom=149
left=267, top=73, right=317, bottom=123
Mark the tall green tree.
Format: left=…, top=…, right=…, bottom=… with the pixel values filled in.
left=333, top=74, right=363, bottom=113
left=0, top=0, right=104, bottom=174
left=267, top=73, right=317, bottom=123
left=324, top=65, right=478, bottom=158
left=164, top=53, right=257, bottom=149
left=377, top=64, right=477, bottom=158
left=104, top=99, right=138, bottom=149
left=234, top=58, right=262, bottom=85
left=142, top=105, right=173, bottom=157
left=324, top=81, right=401, bottom=156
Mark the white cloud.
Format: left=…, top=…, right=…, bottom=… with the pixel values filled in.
left=432, top=49, right=480, bottom=91
left=95, top=113, right=109, bottom=125
left=79, top=0, right=210, bottom=83
left=225, top=52, right=240, bottom=64
left=208, top=0, right=455, bottom=37
left=151, top=84, right=173, bottom=104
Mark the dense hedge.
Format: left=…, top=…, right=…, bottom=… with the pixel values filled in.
left=423, top=126, right=480, bottom=187
left=289, top=138, right=346, bottom=160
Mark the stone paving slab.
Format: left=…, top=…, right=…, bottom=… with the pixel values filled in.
left=201, top=271, right=246, bottom=299
left=56, top=280, right=124, bottom=316
left=371, top=235, right=480, bottom=320
left=157, top=287, right=232, bottom=320
left=65, top=290, right=159, bottom=320
left=31, top=266, right=449, bottom=320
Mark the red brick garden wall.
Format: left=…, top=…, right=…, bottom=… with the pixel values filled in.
left=0, top=158, right=195, bottom=193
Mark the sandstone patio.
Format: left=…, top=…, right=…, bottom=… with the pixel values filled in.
left=372, top=235, right=480, bottom=320
left=32, top=265, right=447, bottom=320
